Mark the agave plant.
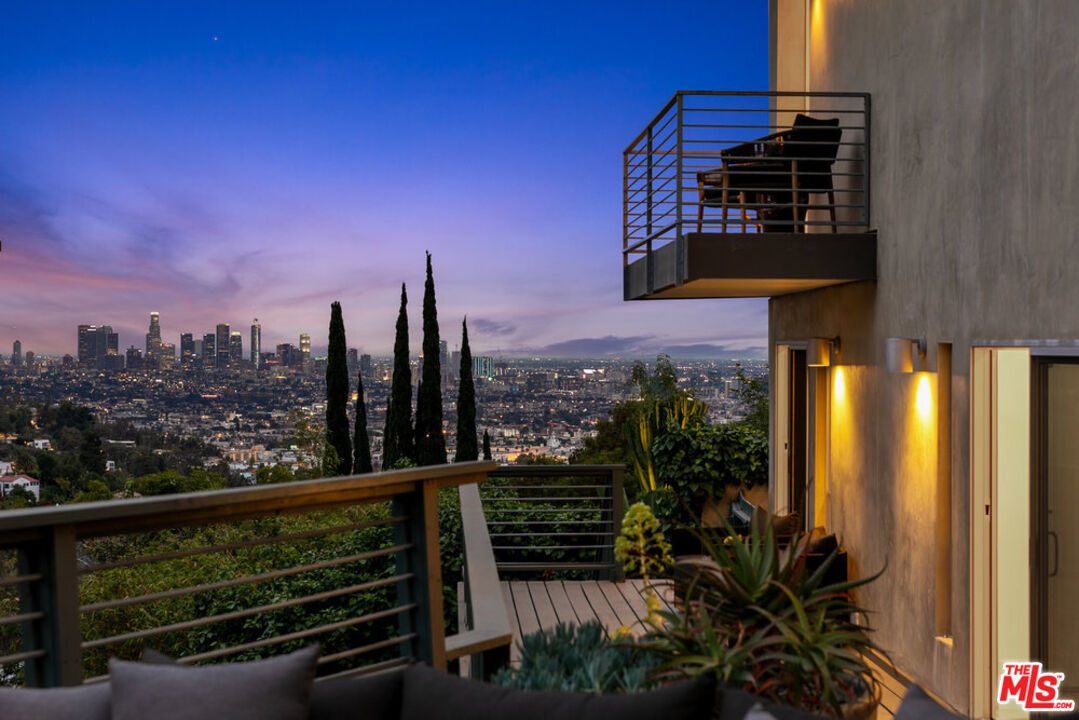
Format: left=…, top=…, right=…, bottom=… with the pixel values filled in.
left=637, top=518, right=884, bottom=717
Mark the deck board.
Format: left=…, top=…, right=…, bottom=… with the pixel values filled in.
left=580, top=581, right=624, bottom=638
left=526, top=581, right=560, bottom=629
left=544, top=581, right=580, bottom=625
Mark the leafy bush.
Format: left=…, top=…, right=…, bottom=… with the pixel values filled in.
left=652, top=423, right=767, bottom=499
left=492, top=621, right=658, bottom=693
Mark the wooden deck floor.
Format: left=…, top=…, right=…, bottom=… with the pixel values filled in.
left=501, top=579, right=675, bottom=662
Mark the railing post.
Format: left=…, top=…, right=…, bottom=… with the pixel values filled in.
left=392, top=478, right=446, bottom=670
left=675, top=92, right=685, bottom=278
left=18, top=525, right=82, bottom=687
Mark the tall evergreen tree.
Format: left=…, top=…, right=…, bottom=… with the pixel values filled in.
left=414, top=251, right=446, bottom=465
left=325, top=301, right=351, bottom=475
left=353, top=369, right=373, bottom=474
left=482, top=429, right=492, bottom=461
left=454, top=318, right=477, bottom=462
left=383, top=284, right=414, bottom=468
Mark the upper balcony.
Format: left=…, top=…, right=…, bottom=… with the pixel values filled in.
left=623, top=91, right=876, bottom=300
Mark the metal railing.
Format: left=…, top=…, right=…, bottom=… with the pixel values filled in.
left=0, top=461, right=502, bottom=687
left=480, top=465, right=625, bottom=579
left=623, top=91, right=871, bottom=265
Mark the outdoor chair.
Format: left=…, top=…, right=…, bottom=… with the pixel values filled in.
left=696, top=113, right=842, bottom=233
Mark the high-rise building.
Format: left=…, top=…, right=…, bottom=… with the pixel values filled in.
left=347, top=348, right=359, bottom=373
left=276, top=343, right=295, bottom=367
left=11, top=340, right=21, bottom=367
left=145, top=312, right=162, bottom=367
left=77, top=325, right=115, bottom=368
left=472, top=355, right=495, bottom=380
left=229, top=331, right=243, bottom=364
left=360, top=353, right=372, bottom=378
left=216, top=324, right=231, bottom=368
left=180, top=333, right=195, bottom=366
left=24, top=351, right=34, bottom=367
left=160, top=342, right=176, bottom=369
left=251, top=319, right=262, bottom=370
left=203, top=333, right=216, bottom=369
left=299, top=333, right=311, bottom=371
left=125, top=346, right=143, bottom=370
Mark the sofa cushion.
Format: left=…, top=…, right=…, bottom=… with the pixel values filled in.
left=309, top=669, right=404, bottom=720
left=109, top=644, right=319, bottom=720
left=400, top=662, right=715, bottom=720
left=894, top=685, right=965, bottom=720
left=718, top=686, right=827, bottom=720
left=138, top=646, right=404, bottom=720
left=0, top=682, right=110, bottom=720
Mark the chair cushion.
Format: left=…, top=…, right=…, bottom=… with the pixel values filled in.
left=0, top=682, right=111, bottom=720
left=894, top=685, right=965, bottom=720
left=400, top=662, right=715, bottom=720
left=109, top=644, right=319, bottom=720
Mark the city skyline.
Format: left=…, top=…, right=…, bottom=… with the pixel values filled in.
left=0, top=2, right=768, bottom=358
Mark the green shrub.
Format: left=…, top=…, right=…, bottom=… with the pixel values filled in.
left=492, top=621, right=658, bottom=693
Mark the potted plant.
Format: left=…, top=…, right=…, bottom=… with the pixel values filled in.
left=635, top=517, right=884, bottom=719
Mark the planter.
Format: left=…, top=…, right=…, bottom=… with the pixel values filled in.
left=840, top=678, right=881, bottom=720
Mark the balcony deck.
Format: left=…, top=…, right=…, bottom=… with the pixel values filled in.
left=623, top=91, right=875, bottom=300
left=624, top=230, right=876, bottom=300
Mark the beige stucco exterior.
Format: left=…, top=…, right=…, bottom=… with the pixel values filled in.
left=768, top=1, right=1079, bottom=715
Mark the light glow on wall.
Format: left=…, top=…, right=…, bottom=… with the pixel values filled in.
left=915, top=373, right=933, bottom=421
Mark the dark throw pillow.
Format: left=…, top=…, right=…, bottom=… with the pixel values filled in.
left=109, top=644, right=319, bottom=720
left=894, top=685, right=965, bottom=720
left=136, top=645, right=404, bottom=720
left=0, top=682, right=111, bottom=720
left=400, top=662, right=715, bottom=720
left=718, top=686, right=828, bottom=720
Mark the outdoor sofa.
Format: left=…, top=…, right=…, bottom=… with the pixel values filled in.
left=0, top=643, right=965, bottom=720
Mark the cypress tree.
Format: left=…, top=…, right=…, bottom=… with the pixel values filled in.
left=353, top=368, right=373, bottom=474
left=454, top=318, right=477, bottom=462
left=383, top=284, right=414, bottom=468
left=325, top=301, right=351, bottom=475
left=482, top=429, right=492, bottom=461
left=414, top=251, right=446, bottom=465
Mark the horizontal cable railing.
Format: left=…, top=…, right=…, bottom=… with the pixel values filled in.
left=0, top=461, right=499, bottom=687
left=623, top=90, right=871, bottom=264
left=480, top=465, right=625, bottom=579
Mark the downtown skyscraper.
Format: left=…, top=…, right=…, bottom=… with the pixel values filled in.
left=251, top=319, right=261, bottom=370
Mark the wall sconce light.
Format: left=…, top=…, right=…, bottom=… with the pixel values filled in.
left=807, top=337, right=840, bottom=367
left=886, top=336, right=926, bottom=373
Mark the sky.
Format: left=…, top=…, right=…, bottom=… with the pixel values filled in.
left=0, top=2, right=769, bottom=358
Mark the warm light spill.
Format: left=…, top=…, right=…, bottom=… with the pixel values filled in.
left=915, top=373, right=933, bottom=421
left=832, top=366, right=846, bottom=404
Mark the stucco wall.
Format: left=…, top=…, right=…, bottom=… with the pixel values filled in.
left=769, top=1, right=1079, bottom=713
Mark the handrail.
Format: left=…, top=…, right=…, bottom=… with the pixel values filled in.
left=445, top=483, right=512, bottom=676
left=0, top=461, right=497, bottom=687
left=483, top=464, right=625, bottom=579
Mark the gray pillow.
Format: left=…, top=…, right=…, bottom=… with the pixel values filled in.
left=109, top=644, right=319, bottom=720
left=894, top=685, right=965, bottom=720
left=0, top=681, right=110, bottom=720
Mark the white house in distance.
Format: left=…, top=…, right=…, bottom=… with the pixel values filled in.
left=0, top=475, right=41, bottom=501
left=0, top=460, right=14, bottom=476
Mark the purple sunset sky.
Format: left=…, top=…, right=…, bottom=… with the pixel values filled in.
left=0, top=2, right=768, bottom=358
